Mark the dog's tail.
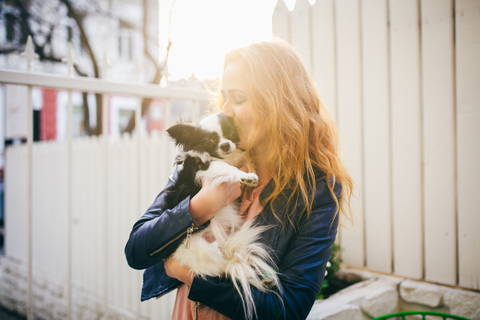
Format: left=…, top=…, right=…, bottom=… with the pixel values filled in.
left=220, top=220, right=283, bottom=319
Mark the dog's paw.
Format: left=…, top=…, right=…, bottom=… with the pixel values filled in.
left=241, top=173, right=259, bottom=187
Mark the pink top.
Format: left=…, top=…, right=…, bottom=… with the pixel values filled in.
left=171, top=184, right=267, bottom=320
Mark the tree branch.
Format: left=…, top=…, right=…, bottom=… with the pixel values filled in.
left=0, top=47, right=21, bottom=54
left=122, top=0, right=175, bottom=134
left=58, top=0, right=102, bottom=135
left=59, top=0, right=100, bottom=79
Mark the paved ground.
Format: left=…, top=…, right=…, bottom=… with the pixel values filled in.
left=0, top=226, right=25, bottom=320
left=0, top=305, right=26, bottom=320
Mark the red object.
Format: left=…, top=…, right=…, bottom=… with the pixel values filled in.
left=41, top=88, right=57, bottom=140
left=147, top=99, right=165, bottom=133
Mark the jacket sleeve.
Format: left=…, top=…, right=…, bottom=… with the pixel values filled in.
left=124, top=169, right=201, bottom=270
left=187, top=199, right=339, bottom=320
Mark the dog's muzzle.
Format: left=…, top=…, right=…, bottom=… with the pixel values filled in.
left=219, top=141, right=235, bottom=155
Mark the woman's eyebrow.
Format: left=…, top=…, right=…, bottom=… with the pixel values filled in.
left=227, top=89, right=246, bottom=94
left=220, top=88, right=246, bottom=95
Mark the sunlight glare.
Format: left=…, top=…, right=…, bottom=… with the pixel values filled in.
left=159, top=0, right=281, bottom=80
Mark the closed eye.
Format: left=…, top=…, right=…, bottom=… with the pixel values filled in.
left=234, top=95, right=246, bottom=104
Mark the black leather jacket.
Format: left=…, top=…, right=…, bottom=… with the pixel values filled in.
left=125, top=168, right=340, bottom=320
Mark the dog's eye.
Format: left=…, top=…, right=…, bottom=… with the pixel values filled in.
left=230, top=129, right=236, bottom=137
left=205, top=138, right=215, bottom=147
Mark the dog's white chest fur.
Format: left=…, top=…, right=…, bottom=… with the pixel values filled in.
left=173, top=203, right=243, bottom=276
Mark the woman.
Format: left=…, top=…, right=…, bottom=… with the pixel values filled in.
left=125, top=40, right=353, bottom=320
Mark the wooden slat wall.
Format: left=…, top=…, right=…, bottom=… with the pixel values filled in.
left=455, top=0, right=480, bottom=290
left=389, top=0, right=423, bottom=280
left=311, top=0, right=338, bottom=120
left=272, top=0, right=480, bottom=289
left=361, top=0, right=392, bottom=274
left=420, top=0, right=457, bottom=286
left=291, top=0, right=313, bottom=73
left=334, top=0, right=365, bottom=268
left=272, top=0, right=291, bottom=43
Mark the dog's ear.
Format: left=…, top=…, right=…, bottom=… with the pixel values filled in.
left=166, top=123, right=197, bottom=146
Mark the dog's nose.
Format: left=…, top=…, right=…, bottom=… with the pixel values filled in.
left=220, top=143, right=231, bottom=152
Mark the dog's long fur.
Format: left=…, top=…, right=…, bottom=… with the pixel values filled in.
left=165, top=114, right=282, bottom=319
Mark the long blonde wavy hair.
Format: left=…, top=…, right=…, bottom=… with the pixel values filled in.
left=218, top=40, right=353, bottom=225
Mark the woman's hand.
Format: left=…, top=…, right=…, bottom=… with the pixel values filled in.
left=189, top=166, right=248, bottom=226
left=164, top=256, right=194, bottom=286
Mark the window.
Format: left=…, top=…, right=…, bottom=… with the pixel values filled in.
left=118, top=20, right=135, bottom=62
left=67, top=25, right=73, bottom=43
left=118, top=29, right=133, bottom=61
left=6, top=13, right=15, bottom=42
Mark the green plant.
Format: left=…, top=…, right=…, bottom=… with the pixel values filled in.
left=317, top=243, right=342, bottom=300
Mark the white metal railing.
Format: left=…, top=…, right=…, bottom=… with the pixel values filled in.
left=0, top=36, right=210, bottom=320
left=0, top=68, right=208, bottom=100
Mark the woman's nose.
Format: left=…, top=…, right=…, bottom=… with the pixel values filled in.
left=221, top=101, right=234, bottom=117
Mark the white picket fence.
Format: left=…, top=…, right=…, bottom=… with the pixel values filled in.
left=5, top=133, right=180, bottom=319
left=273, top=0, right=480, bottom=290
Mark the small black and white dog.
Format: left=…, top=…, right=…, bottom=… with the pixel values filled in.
left=164, top=113, right=258, bottom=210
left=165, top=113, right=281, bottom=319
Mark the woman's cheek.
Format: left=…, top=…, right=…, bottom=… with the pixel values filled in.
left=239, top=133, right=248, bottom=149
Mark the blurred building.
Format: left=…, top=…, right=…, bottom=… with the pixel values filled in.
left=0, top=0, right=161, bottom=144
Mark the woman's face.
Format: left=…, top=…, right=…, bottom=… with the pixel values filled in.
left=220, top=63, right=255, bottom=150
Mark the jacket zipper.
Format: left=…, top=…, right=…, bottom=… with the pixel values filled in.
left=184, top=224, right=198, bottom=249
left=194, top=301, right=200, bottom=320
left=149, top=223, right=197, bottom=256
